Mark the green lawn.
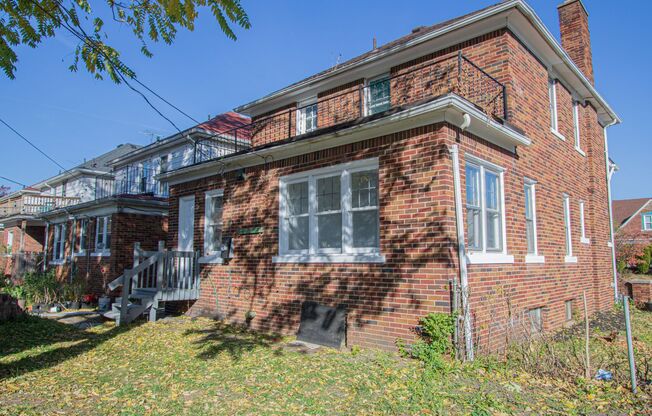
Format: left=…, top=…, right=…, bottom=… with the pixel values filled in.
left=0, top=309, right=650, bottom=415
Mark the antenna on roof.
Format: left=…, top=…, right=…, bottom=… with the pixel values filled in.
left=335, top=53, right=342, bottom=67
left=373, top=36, right=377, bottom=50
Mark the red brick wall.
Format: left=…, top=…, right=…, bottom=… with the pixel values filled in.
left=616, top=200, right=652, bottom=248
left=168, top=29, right=613, bottom=352
left=46, top=213, right=167, bottom=296
left=558, top=0, right=594, bottom=84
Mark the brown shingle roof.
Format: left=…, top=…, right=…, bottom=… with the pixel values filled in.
left=612, top=198, right=652, bottom=229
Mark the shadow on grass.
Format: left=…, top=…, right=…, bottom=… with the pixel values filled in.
left=0, top=315, right=138, bottom=380
left=184, top=321, right=283, bottom=362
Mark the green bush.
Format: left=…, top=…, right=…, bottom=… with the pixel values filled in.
left=397, top=312, right=457, bottom=370
left=636, top=245, right=652, bottom=274
left=23, top=270, right=60, bottom=304
left=617, top=259, right=627, bottom=274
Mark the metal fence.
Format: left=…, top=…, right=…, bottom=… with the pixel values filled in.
left=95, top=167, right=168, bottom=200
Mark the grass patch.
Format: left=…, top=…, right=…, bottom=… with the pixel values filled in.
left=0, top=309, right=651, bottom=415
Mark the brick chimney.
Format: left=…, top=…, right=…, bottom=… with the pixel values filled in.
left=558, top=0, right=594, bottom=84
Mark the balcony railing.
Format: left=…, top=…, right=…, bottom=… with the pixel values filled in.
left=0, top=195, right=81, bottom=218
left=190, top=52, right=506, bottom=166
left=95, top=167, right=169, bottom=200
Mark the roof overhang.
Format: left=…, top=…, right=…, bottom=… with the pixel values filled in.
left=234, top=0, right=619, bottom=127
left=161, top=94, right=531, bottom=186
left=39, top=196, right=168, bottom=221
left=0, top=215, right=46, bottom=227
left=32, top=167, right=114, bottom=190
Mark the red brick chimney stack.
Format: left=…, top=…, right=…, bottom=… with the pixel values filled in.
left=558, top=0, right=594, bottom=84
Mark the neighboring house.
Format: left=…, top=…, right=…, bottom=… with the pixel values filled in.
left=149, top=0, right=620, bottom=354
left=40, top=113, right=249, bottom=296
left=612, top=198, right=652, bottom=246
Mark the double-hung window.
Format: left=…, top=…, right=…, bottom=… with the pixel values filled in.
left=643, top=213, right=652, bottom=231
left=276, top=159, right=383, bottom=263
left=573, top=101, right=583, bottom=153
left=579, top=200, right=589, bottom=244
left=53, top=223, right=66, bottom=261
left=524, top=180, right=543, bottom=263
left=465, top=156, right=512, bottom=263
left=549, top=78, right=563, bottom=139
left=563, top=194, right=576, bottom=263
left=94, top=216, right=111, bottom=254
left=296, top=98, right=318, bottom=135
left=366, top=75, right=391, bottom=115
left=77, top=219, right=88, bottom=254
left=202, top=190, right=224, bottom=263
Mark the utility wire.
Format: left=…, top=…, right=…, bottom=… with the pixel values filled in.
left=0, top=117, right=67, bottom=171
left=0, top=175, right=28, bottom=188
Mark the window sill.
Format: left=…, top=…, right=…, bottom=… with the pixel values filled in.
left=49, top=259, right=66, bottom=265
left=72, top=251, right=86, bottom=257
left=199, top=254, right=223, bottom=264
left=551, top=128, right=566, bottom=141
left=564, top=255, right=578, bottom=263
left=525, top=254, right=545, bottom=264
left=580, top=237, right=591, bottom=245
left=575, top=146, right=586, bottom=157
left=466, top=252, right=514, bottom=264
left=272, top=253, right=385, bottom=264
left=91, top=251, right=110, bottom=257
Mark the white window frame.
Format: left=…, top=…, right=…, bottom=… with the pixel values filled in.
left=565, top=300, right=573, bottom=323
left=549, top=78, right=565, bottom=140
left=563, top=194, right=577, bottom=263
left=643, top=213, right=652, bottom=231
left=296, top=97, right=318, bottom=135
left=579, top=200, right=590, bottom=244
left=274, top=158, right=384, bottom=264
left=524, top=179, right=544, bottom=263
left=465, top=155, right=513, bottom=264
left=572, top=101, right=585, bottom=155
left=52, top=223, right=66, bottom=263
left=365, top=74, right=391, bottom=116
left=93, top=216, right=111, bottom=256
left=75, top=218, right=88, bottom=255
left=201, top=189, right=225, bottom=264
left=6, top=230, right=13, bottom=255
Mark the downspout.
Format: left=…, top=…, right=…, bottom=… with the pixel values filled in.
left=43, top=222, right=49, bottom=272
left=450, top=140, right=474, bottom=361
left=603, top=121, right=619, bottom=302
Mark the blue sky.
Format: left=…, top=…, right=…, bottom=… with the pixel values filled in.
left=0, top=0, right=645, bottom=199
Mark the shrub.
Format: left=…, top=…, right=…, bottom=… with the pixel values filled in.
left=398, top=312, right=457, bottom=370
left=636, top=245, right=652, bottom=274
left=23, top=270, right=60, bottom=304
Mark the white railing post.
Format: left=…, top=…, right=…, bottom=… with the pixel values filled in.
left=118, top=269, right=132, bottom=326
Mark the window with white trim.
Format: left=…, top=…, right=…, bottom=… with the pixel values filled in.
left=579, top=200, right=589, bottom=243
left=366, top=75, right=391, bottom=115
left=465, top=158, right=504, bottom=253
left=524, top=180, right=538, bottom=255
left=643, top=213, right=652, bottom=231
left=565, top=300, right=573, bottom=322
left=95, top=216, right=111, bottom=253
left=296, top=98, right=318, bottom=135
left=53, top=223, right=66, bottom=261
left=573, top=101, right=582, bottom=151
left=203, top=190, right=224, bottom=257
left=278, top=159, right=380, bottom=258
left=548, top=78, right=559, bottom=132
left=563, top=194, right=573, bottom=258
left=77, top=219, right=88, bottom=253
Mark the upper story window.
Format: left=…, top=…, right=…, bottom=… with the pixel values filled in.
left=548, top=78, right=564, bottom=140
left=466, top=158, right=504, bottom=253
left=366, top=75, right=391, bottom=115
left=562, top=194, right=576, bottom=263
left=203, top=190, right=224, bottom=259
left=573, top=101, right=582, bottom=153
left=276, top=159, right=383, bottom=263
left=160, top=155, right=170, bottom=173
left=95, top=216, right=111, bottom=253
left=53, top=223, right=66, bottom=261
left=524, top=179, right=543, bottom=262
left=140, top=161, right=151, bottom=193
left=643, top=213, right=652, bottom=231
left=297, top=98, right=318, bottom=135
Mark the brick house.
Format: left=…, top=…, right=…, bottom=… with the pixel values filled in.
left=40, top=113, right=249, bottom=296
left=612, top=198, right=652, bottom=247
left=152, top=0, right=619, bottom=354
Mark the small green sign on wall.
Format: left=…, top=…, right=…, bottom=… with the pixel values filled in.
left=237, top=227, right=264, bottom=235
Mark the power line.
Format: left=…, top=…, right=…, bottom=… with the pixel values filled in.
left=0, top=117, right=67, bottom=171
left=0, top=175, right=28, bottom=188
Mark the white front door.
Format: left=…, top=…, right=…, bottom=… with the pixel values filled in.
left=178, top=196, right=195, bottom=251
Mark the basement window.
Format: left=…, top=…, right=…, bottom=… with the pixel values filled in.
left=528, top=307, right=543, bottom=334
left=565, top=300, right=574, bottom=322
left=274, top=158, right=384, bottom=263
